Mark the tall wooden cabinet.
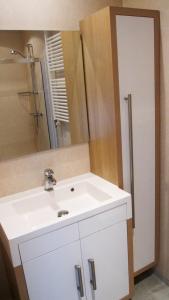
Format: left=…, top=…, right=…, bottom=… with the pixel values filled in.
left=80, top=7, right=160, bottom=275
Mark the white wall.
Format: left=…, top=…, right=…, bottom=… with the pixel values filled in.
left=0, top=0, right=122, bottom=30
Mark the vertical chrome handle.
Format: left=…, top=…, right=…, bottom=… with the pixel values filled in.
left=124, top=94, right=135, bottom=228
left=88, top=259, right=97, bottom=291
left=75, top=265, right=84, bottom=298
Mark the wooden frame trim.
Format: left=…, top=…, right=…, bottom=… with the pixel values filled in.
left=121, top=295, right=132, bottom=300
left=110, top=6, right=160, bottom=18
left=0, top=239, right=29, bottom=300
left=14, top=266, right=29, bottom=300
left=108, top=7, right=123, bottom=189
left=127, top=219, right=134, bottom=298
left=120, top=219, right=134, bottom=300
left=134, top=261, right=156, bottom=278
left=154, top=11, right=161, bottom=268
left=109, top=6, right=160, bottom=275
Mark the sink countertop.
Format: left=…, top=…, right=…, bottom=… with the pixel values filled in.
left=0, top=172, right=132, bottom=267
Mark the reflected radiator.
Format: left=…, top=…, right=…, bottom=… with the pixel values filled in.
left=45, top=32, right=69, bottom=123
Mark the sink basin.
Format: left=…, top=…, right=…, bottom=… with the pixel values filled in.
left=12, top=181, right=111, bottom=229
left=0, top=172, right=131, bottom=267
left=13, top=193, right=59, bottom=215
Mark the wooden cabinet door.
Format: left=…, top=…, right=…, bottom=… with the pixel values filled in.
left=22, top=241, right=86, bottom=300
left=81, top=221, right=129, bottom=300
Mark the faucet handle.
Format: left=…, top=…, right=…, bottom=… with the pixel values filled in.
left=44, top=168, right=54, bottom=177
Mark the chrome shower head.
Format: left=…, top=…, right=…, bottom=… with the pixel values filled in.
left=9, top=48, right=26, bottom=59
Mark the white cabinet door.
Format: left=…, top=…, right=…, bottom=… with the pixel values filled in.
left=116, top=15, right=155, bottom=273
left=23, top=241, right=86, bottom=300
left=81, top=221, right=129, bottom=300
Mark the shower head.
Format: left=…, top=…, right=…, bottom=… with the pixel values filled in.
left=9, top=48, right=26, bottom=59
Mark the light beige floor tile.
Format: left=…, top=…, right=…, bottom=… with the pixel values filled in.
left=133, top=274, right=169, bottom=300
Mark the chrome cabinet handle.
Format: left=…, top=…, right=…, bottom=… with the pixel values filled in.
left=88, top=259, right=97, bottom=291
left=75, top=265, right=84, bottom=298
left=124, top=94, right=135, bottom=228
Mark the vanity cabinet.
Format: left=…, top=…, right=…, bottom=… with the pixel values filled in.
left=80, top=7, right=160, bottom=276
left=22, top=241, right=83, bottom=300
left=19, top=207, right=130, bottom=300
left=81, top=222, right=129, bottom=300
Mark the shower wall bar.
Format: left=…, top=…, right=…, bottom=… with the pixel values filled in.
left=0, top=58, right=40, bottom=64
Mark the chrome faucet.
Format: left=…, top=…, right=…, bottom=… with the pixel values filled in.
left=44, top=168, right=56, bottom=191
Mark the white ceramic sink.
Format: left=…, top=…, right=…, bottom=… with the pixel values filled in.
left=0, top=173, right=132, bottom=267
left=12, top=181, right=110, bottom=229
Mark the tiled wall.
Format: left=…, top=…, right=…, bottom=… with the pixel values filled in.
left=0, top=31, right=37, bottom=160
left=22, top=31, right=51, bottom=152
left=123, top=0, right=169, bottom=281
left=0, top=144, right=90, bottom=197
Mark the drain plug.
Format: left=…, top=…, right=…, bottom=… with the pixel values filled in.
left=58, top=210, right=69, bottom=218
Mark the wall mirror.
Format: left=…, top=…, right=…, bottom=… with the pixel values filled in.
left=0, top=30, right=89, bottom=161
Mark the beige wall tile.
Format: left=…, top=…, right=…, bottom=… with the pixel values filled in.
left=0, top=143, right=90, bottom=197
left=0, top=31, right=38, bottom=160
left=22, top=31, right=51, bottom=152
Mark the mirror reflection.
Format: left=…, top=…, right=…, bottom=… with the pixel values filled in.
left=0, top=31, right=88, bottom=161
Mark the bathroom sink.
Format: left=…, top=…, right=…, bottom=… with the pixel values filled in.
left=12, top=181, right=111, bottom=229
left=0, top=173, right=131, bottom=267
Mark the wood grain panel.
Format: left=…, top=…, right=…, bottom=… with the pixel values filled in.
left=110, top=6, right=160, bottom=18
left=80, top=7, right=123, bottom=186
left=127, top=219, right=134, bottom=298
left=0, top=238, right=29, bottom=300
left=154, top=12, right=160, bottom=268
left=14, top=266, right=29, bottom=300
left=120, top=219, right=134, bottom=300
left=61, top=31, right=89, bottom=145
